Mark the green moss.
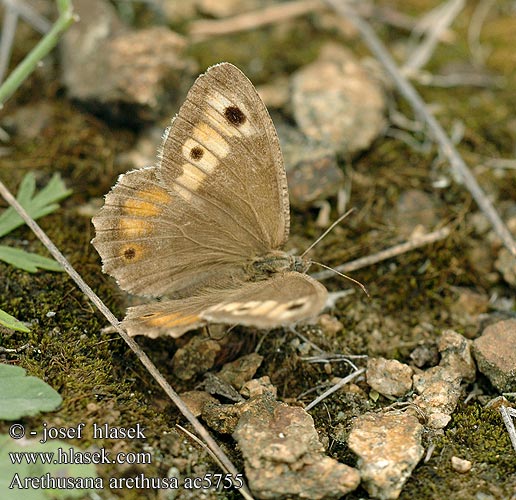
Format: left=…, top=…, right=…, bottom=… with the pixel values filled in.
left=398, top=403, right=516, bottom=499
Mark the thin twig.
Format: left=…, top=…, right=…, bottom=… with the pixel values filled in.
left=468, top=0, right=496, bottom=66
left=500, top=406, right=516, bottom=453
left=424, top=442, right=436, bottom=463
left=188, top=0, right=427, bottom=42
left=410, top=69, right=504, bottom=89
left=2, top=0, right=52, bottom=34
left=0, top=179, right=253, bottom=500
left=312, top=226, right=451, bottom=281
left=0, top=342, right=30, bottom=354
left=0, top=4, right=18, bottom=85
left=176, top=423, right=252, bottom=496
left=302, top=354, right=362, bottom=371
left=324, top=0, right=516, bottom=258
left=485, top=158, right=516, bottom=170
left=403, top=0, right=465, bottom=74
left=304, top=367, right=365, bottom=411
left=189, top=0, right=324, bottom=40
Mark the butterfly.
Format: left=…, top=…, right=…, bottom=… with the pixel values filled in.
left=92, top=62, right=328, bottom=338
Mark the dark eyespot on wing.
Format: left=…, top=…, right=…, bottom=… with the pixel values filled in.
left=190, top=146, right=204, bottom=160
left=124, top=248, right=136, bottom=260
left=286, top=300, right=306, bottom=311
left=224, top=105, right=246, bottom=126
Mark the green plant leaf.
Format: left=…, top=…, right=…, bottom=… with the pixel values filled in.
left=0, top=364, right=62, bottom=420
left=0, top=246, right=62, bottom=273
left=0, top=309, right=30, bottom=333
left=0, top=173, right=72, bottom=238
left=0, top=435, right=100, bottom=499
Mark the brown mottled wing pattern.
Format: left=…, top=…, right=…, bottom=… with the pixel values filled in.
left=122, top=272, right=328, bottom=338
left=92, top=63, right=289, bottom=298
left=158, top=62, right=290, bottom=250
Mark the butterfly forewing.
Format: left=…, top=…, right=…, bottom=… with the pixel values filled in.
left=158, top=62, right=290, bottom=251
left=93, top=63, right=290, bottom=298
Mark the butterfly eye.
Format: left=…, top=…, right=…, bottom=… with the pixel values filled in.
left=224, top=105, right=246, bottom=126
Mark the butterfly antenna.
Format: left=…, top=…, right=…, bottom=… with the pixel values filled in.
left=311, top=261, right=370, bottom=297
left=301, top=208, right=355, bottom=258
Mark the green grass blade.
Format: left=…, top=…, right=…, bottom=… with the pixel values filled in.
left=0, top=245, right=63, bottom=272
left=0, top=0, right=76, bottom=105
left=0, top=309, right=30, bottom=333
left=0, top=173, right=72, bottom=238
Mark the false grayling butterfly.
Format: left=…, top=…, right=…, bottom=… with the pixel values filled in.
left=92, top=63, right=328, bottom=338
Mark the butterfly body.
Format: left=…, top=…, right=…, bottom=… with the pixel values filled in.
left=93, top=62, right=328, bottom=338
left=249, top=251, right=310, bottom=277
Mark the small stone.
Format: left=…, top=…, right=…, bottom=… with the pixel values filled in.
left=234, top=394, right=360, bottom=499
left=484, top=395, right=510, bottom=410
left=217, top=353, right=263, bottom=390
left=409, top=343, right=439, bottom=368
left=466, top=243, right=498, bottom=284
left=366, top=358, right=413, bottom=397
left=276, top=121, right=344, bottom=209
left=438, top=330, right=476, bottom=382
left=198, top=0, right=266, bottom=18
left=395, top=189, right=439, bottom=238
left=495, top=248, right=516, bottom=286
left=413, top=366, right=462, bottom=428
left=160, top=0, right=198, bottom=24
left=451, top=456, right=472, bottom=473
left=318, top=314, right=344, bottom=336
left=240, top=376, right=277, bottom=399
left=473, top=319, right=516, bottom=392
left=291, top=43, right=386, bottom=155
left=257, top=77, right=290, bottom=109
left=450, top=288, right=490, bottom=328
left=203, top=372, right=243, bottom=402
left=411, top=330, right=476, bottom=429
left=171, top=336, right=221, bottom=381
left=202, top=401, right=244, bottom=434
left=348, top=412, right=424, bottom=500
left=61, top=0, right=195, bottom=124
left=1, top=102, right=54, bottom=140
left=179, top=391, right=218, bottom=417
left=427, top=412, right=451, bottom=429
left=469, top=212, right=491, bottom=235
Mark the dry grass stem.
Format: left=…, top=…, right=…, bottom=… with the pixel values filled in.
left=189, top=0, right=325, bottom=41
left=304, top=367, right=365, bottom=411
left=312, top=226, right=452, bottom=281
left=324, top=0, right=516, bottom=257
left=403, top=0, right=465, bottom=74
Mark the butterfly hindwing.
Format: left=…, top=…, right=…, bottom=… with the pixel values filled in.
left=121, top=272, right=328, bottom=338
left=92, top=166, right=249, bottom=297
left=202, top=272, right=328, bottom=328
